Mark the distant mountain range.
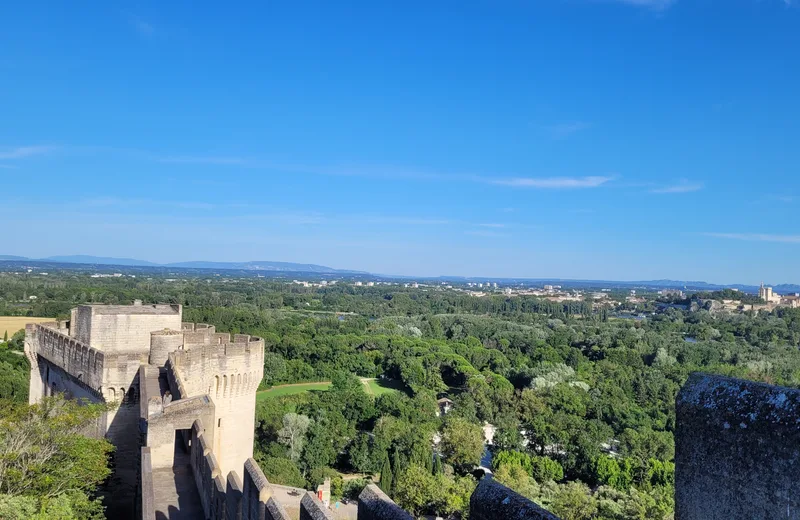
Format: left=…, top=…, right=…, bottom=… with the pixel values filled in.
left=0, top=255, right=366, bottom=274
left=2, top=254, right=799, bottom=294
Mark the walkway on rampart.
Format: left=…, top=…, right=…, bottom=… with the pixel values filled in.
left=152, top=438, right=204, bottom=520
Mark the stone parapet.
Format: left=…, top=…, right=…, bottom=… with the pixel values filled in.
left=27, top=323, right=104, bottom=394
left=357, top=485, right=413, bottom=520
left=140, top=447, right=155, bottom=520
left=676, top=373, right=800, bottom=520
left=300, top=492, right=336, bottom=520
left=469, top=478, right=560, bottom=520
left=265, top=497, right=291, bottom=520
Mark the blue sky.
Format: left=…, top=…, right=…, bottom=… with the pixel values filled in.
left=2, top=0, right=799, bottom=283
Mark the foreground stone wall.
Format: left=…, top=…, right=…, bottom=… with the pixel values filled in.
left=676, top=373, right=800, bottom=520
left=470, top=478, right=560, bottom=520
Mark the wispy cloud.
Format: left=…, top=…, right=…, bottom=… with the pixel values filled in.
left=0, top=164, right=18, bottom=169
left=155, top=153, right=616, bottom=190
left=610, top=0, right=676, bottom=9
left=546, top=121, right=592, bottom=139
left=159, top=156, right=252, bottom=166
left=478, top=223, right=506, bottom=228
left=702, top=232, right=800, bottom=244
left=466, top=230, right=510, bottom=238
left=650, top=180, right=703, bottom=194
left=82, top=196, right=228, bottom=211
left=0, top=145, right=56, bottom=160
left=129, top=15, right=155, bottom=37
left=489, top=175, right=614, bottom=189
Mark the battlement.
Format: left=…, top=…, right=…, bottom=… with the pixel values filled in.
left=26, top=322, right=105, bottom=396
left=167, top=337, right=264, bottom=399
left=70, top=303, right=182, bottom=354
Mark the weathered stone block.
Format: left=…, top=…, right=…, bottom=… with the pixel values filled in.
left=300, top=492, right=335, bottom=520
left=676, top=373, right=800, bottom=520
left=470, top=478, right=560, bottom=520
left=265, top=497, right=292, bottom=520
left=357, top=484, right=413, bottom=520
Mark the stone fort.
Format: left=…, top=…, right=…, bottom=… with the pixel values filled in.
left=24, top=302, right=800, bottom=519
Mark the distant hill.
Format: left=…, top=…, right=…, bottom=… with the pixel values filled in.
left=1, top=254, right=798, bottom=290
left=166, top=260, right=354, bottom=273
left=43, top=255, right=160, bottom=266
left=0, top=255, right=365, bottom=274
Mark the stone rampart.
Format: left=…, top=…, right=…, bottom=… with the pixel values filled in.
left=357, top=485, right=414, bottom=520
left=27, top=323, right=105, bottom=393
left=676, top=373, right=800, bottom=520
left=167, top=339, right=264, bottom=402
left=469, top=478, right=560, bottom=520
left=71, top=303, right=181, bottom=354
left=300, top=492, right=335, bottom=520
left=149, top=329, right=183, bottom=367
left=140, top=447, right=155, bottom=520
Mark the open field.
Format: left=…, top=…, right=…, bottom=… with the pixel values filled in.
left=256, top=382, right=332, bottom=401
left=256, top=377, right=405, bottom=402
left=363, top=378, right=407, bottom=396
left=0, top=316, right=51, bottom=338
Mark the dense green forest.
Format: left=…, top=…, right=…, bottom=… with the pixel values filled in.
left=2, top=271, right=800, bottom=519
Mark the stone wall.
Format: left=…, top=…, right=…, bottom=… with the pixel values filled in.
left=169, top=338, right=264, bottom=476
left=71, top=303, right=181, bottom=354
left=356, top=485, right=413, bottom=520
left=470, top=478, right=560, bottom=520
left=675, top=373, right=800, bottom=520
left=173, top=420, right=293, bottom=520
left=140, top=447, right=155, bottom=520
left=27, top=323, right=105, bottom=393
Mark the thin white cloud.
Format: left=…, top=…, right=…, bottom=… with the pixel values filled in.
left=478, top=223, right=506, bottom=228
left=490, top=176, right=614, bottom=189
left=155, top=153, right=615, bottom=190
left=650, top=180, right=703, bottom=194
left=360, top=216, right=453, bottom=226
left=610, top=0, right=676, bottom=8
left=0, top=164, right=18, bottom=169
left=547, top=121, right=592, bottom=139
left=0, top=145, right=56, bottom=160
left=130, top=15, right=154, bottom=37
left=159, top=156, right=251, bottom=166
left=702, top=233, right=800, bottom=244
left=466, top=230, right=510, bottom=238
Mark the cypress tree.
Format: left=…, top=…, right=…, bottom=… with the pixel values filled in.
left=2, top=331, right=7, bottom=342
left=379, top=455, right=393, bottom=494
left=392, top=450, right=403, bottom=489
left=424, top=449, right=434, bottom=473
left=433, top=453, right=443, bottom=475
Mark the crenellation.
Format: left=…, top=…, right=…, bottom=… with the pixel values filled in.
left=300, top=492, right=336, bottom=520
left=265, top=497, right=292, bottom=520
left=357, top=485, right=413, bottom=520
left=226, top=471, right=243, bottom=520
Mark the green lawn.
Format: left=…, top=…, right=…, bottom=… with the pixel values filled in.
left=256, top=378, right=406, bottom=401
left=256, top=382, right=331, bottom=401
left=363, top=378, right=406, bottom=397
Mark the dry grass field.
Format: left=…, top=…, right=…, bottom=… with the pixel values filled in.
left=0, top=317, right=52, bottom=339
